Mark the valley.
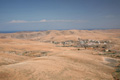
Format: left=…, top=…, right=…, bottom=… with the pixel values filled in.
left=0, top=29, right=120, bottom=80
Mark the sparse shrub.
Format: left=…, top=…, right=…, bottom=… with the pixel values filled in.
left=116, top=68, right=120, bottom=72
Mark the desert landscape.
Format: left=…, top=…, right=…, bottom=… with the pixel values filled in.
left=1, top=0, right=120, bottom=80
left=0, top=29, right=120, bottom=80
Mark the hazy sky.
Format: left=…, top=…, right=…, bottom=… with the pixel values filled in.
left=0, top=0, right=120, bottom=31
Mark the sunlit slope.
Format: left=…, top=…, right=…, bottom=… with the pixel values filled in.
left=0, top=29, right=120, bottom=41
left=0, top=50, right=114, bottom=80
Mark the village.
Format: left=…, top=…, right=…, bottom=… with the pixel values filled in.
left=49, top=38, right=120, bottom=59
left=51, top=38, right=110, bottom=50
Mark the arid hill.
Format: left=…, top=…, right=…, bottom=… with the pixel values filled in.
left=0, top=29, right=120, bottom=41
left=0, top=29, right=120, bottom=80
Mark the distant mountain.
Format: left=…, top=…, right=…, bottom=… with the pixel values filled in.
left=0, top=29, right=120, bottom=42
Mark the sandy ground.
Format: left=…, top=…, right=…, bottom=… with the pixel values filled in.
left=0, top=48, right=114, bottom=80
left=0, top=29, right=120, bottom=80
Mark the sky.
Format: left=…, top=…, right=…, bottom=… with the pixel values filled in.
left=0, top=0, right=120, bottom=31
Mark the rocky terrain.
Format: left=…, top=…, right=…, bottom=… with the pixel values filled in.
left=0, top=29, right=120, bottom=80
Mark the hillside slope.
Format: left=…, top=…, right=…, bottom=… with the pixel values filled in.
left=0, top=29, right=120, bottom=41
